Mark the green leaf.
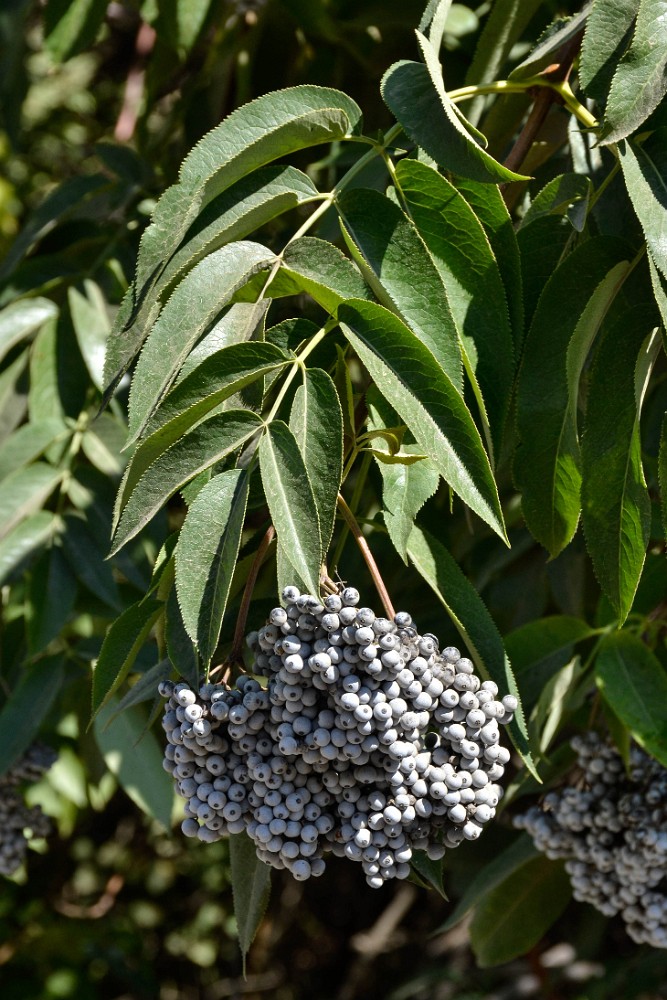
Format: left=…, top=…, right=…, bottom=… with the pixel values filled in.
left=126, top=241, right=276, bottom=443
left=158, top=167, right=319, bottom=296
left=582, top=311, right=660, bottom=622
left=175, top=469, right=249, bottom=667
left=91, top=597, right=162, bottom=719
left=154, top=0, right=213, bottom=55
left=62, top=513, right=121, bottom=609
left=279, top=237, right=371, bottom=313
left=619, top=130, right=667, bottom=279
left=229, top=830, right=271, bottom=965
left=68, top=280, right=110, bottom=391
left=521, top=173, right=592, bottom=232
left=0, top=462, right=63, bottom=542
left=381, top=53, right=528, bottom=184
left=505, top=616, right=596, bottom=713
left=337, top=188, right=462, bottom=392
left=26, top=545, right=78, bottom=655
left=44, top=0, right=107, bottom=62
left=109, top=660, right=172, bottom=719
left=440, top=833, right=539, bottom=931
left=516, top=216, right=573, bottom=337
left=595, top=631, right=667, bottom=766
left=0, top=297, right=58, bottom=365
left=174, top=301, right=271, bottom=387
left=259, top=420, right=322, bottom=598
left=660, top=412, right=667, bottom=541
left=0, top=511, right=57, bottom=586
left=514, top=239, right=632, bottom=556
left=509, top=7, right=591, bottom=81
left=165, top=584, right=199, bottom=689
left=532, top=655, right=586, bottom=754
left=469, top=857, right=571, bottom=966
left=94, top=696, right=174, bottom=830
left=81, top=413, right=128, bottom=479
left=0, top=419, right=67, bottom=480
left=0, top=655, right=64, bottom=777
left=112, top=409, right=263, bottom=555
left=410, top=850, right=447, bottom=898
left=396, top=159, right=514, bottom=454
left=601, top=0, right=667, bottom=143
left=339, top=299, right=506, bottom=542
left=289, top=369, right=343, bottom=554
left=406, top=525, right=535, bottom=777
left=580, top=0, right=639, bottom=107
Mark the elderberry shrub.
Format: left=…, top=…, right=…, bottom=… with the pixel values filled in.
left=160, top=585, right=516, bottom=887
left=0, top=743, right=57, bottom=876
left=515, top=733, right=667, bottom=948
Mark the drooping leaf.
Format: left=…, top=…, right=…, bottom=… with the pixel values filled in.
left=0, top=511, right=58, bottom=586
left=337, top=188, right=462, bottom=391
left=579, top=0, right=639, bottom=107
left=126, top=241, right=276, bottom=443
left=406, top=525, right=535, bottom=776
left=514, top=239, right=632, bottom=557
left=165, top=584, right=199, bottom=688
left=396, top=159, right=514, bottom=454
left=0, top=462, right=63, bottom=542
left=505, top=616, right=596, bottom=713
left=509, top=6, right=592, bottom=81
left=81, top=413, right=128, bottom=479
left=532, top=655, right=587, bottom=754
left=175, top=469, right=249, bottom=667
left=229, top=830, right=272, bottom=965
left=62, top=512, right=121, bottom=609
left=111, top=409, right=263, bottom=555
left=595, top=631, right=667, bottom=766
left=0, top=297, right=58, bottom=365
left=68, top=279, right=109, bottom=391
left=0, top=418, right=66, bottom=481
left=26, top=545, right=78, bottom=655
left=469, top=857, right=571, bottom=967
left=410, top=850, right=447, bottom=898
left=289, top=369, right=343, bottom=554
left=109, top=660, right=172, bottom=720
left=94, top=696, right=174, bottom=830
left=660, top=412, right=667, bottom=541
left=91, top=598, right=162, bottom=718
left=278, top=237, right=371, bottom=313
left=516, top=215, right=573, bottom=337
left=581, top=310, right=660, bottom=622
left=0, top=655, right=65, bottom=777
left=375, top=447, right=439, bottom=564
left=521, top=173, right=592, bottom=232
left=619, top=130, right=667, bottom=279
left=259, top=420, right=322, bottom=597
left=339, top=299, right=506, bottom=542
left=601, top=0, right=667, bottom=143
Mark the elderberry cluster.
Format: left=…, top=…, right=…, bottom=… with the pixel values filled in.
left=515, top=733, right=667, bottom=948
left=0, top=743, right=56, bottom=876
left=161, top=585, right=516, bottom=887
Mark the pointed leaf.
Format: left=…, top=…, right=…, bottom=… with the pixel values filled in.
left=337, top=188, right=462, bottom=392
left=515, top=239, right=632, bottom=556
left=410, top=850, right=447, bottom=898
left=516, top=216, right=573, bottom=337
left=26, top=546, right=78, bottom=655
left=595, top=631, right=667, bottom=766
left=406, top=525, right=535, bottom=777
left=62, top=513, right=121, bottom=609
left=0, top=462, right=63, bottom=542
left=0, top=418, right=66, bottom=480
left=91, top=598, right=163, bottom=718
left=582, top=312, right=659, bottom=622
left=259, top=421, right=322, bottom=597
left=0, top=511, right=58, bottom=586
left=126, top=241, right=276, bottom=443
left=94, top=696, right=174, bottom=830
left=229, top=830, right=272, bottom=964
left=339, top=299, right=506, bottom=542
left=112, top=409, right=263, bottom=555
left=109, top=660, right=172, bottom=719
left=0, top=297, right=58, bottom=365
left=174, top=301, right=271, bottom=386
left=175, top=469, right=249, bottom=666
left=619, top=130, right=667, bottom=279
left=0, top=655, right=65, bottom=777
left=580, top=0, right=639, bottom=106
left=505, top=616, right=596, bottom=712
left=289, top=369, right=343, bottom=554
left=521, top=173, right=592, bottom=232
left=279, top=237, right=371, bottom=313
left=509, top=6, right=591, bottom=81
left=601, top=0, right=667, bottom=143
left=68, top=279, right=109, bottom=391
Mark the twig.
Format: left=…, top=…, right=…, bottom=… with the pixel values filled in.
left=228, top=525, right=275, bottom=668
left=114, top=21, right=156, bottom=142
left=54, top=873, right=125, bottom=919
left=336, top=494, right=395, bottom=619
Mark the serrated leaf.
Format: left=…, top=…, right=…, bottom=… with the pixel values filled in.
left=381, top=51, right=528, bottom=184
left=410, top=850, right=447, bottom=898
left=509, top=6, right=592, bottom=81
left=601, top=0, right=667, bottom=143
left=505, top=616, right=596, bottom=713
left=582, top=310, right=660, bottom=622
left=374, top=443, right=439, bottom=563
left=91, top=598, right=162, bottom=719
left=229, top=830, right=271, bottom=964
left=337, top=188, right=462, bottom=392
left=0, top=297, right=58, bottom=365
left=26, top=545, right=78, bottom=655
left=174, top=301, right=271, bottom=387
left=579, top=0, right=639, bottom=107
left=108, top=660, right=172, bottom=721
left=0, top=418, right=67, bottom=480
left=595, top=631, right=667, bottom=766
left=62, top=512, right=121, bottom=609
left=0, top=511, right=58, bottom=586
left=68, top=279, right=109, bottom=391
left=339, top=299, right=506, bottom=542
left=289, top=369, right=342, bottom=554
left=259, top=421, right=322, bottom=597
left=516, top=215, right=573, bottom=337
left=469, top=857, right=571, bottom=967
left=619, top=130, right=667, bottom=279
left=112, top=409, right=263, bottom=555
left=0, top=462, right=63, bottom=542
left=165, top=584, right=199, bottom=688
left=279, top=237, right=371, bottom=313
left=175, top=469, right=249, bottom=667
left=126, top=241, right=276, bottom=443
left=439, top=833, right=539, bottom=931
left=406, top=525, right=535, bottom=777
left=521, top=173, right=592, bottom=232
left=94, top=696, right=174, bottom=830
left=515, top=239, right=632, bottom=556
left=0, top=655, right=65, bottom=777
left=396, top=160, right=514, bottom=454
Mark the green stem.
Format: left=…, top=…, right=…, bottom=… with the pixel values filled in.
left=448, top=77, right=599, bottom=132
left=263, top=321, right=333, bottom=426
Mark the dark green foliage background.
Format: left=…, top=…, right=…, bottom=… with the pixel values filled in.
left=1, top=1, right=667, bottom=998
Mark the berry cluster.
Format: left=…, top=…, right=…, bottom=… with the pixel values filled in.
left=515, top=733, right=667, bottom=948
left=161, top=585, right=516, bottom=887
left=0, top=743, right=56, bottom=876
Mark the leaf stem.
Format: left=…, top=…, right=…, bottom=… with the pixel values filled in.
left=262, top=321, right=333, bottom=426
left=226, top=524, right=276, bottom=672
left=336, top=493, right=395, bottom=620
